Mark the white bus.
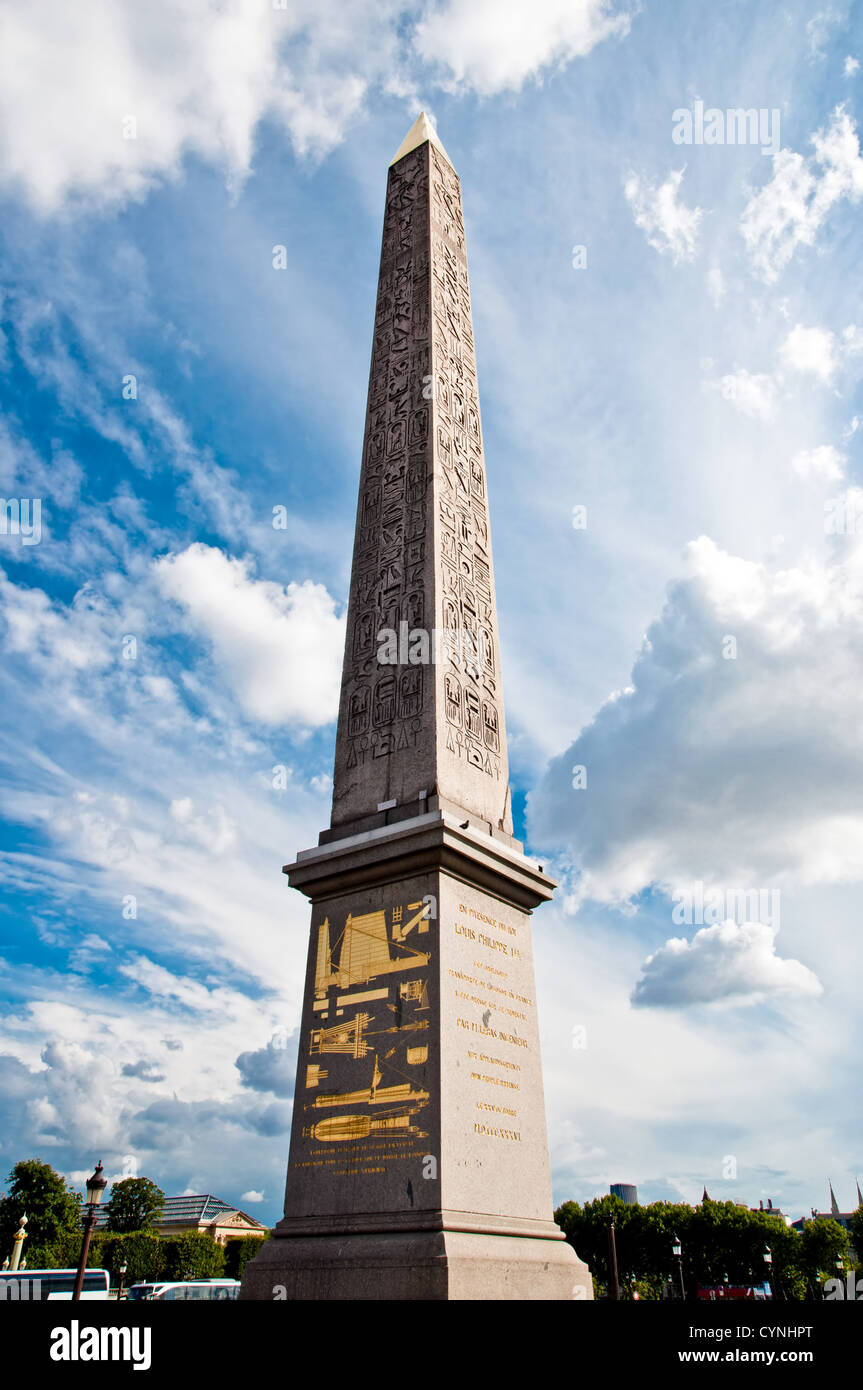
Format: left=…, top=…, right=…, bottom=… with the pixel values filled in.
left=126, top=1279, right=240, bottom=1301
left=0, top=1268, right=110, bottom=1300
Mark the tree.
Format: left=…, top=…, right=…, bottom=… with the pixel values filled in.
left=556, top=1195, right=808, bottom=1299
left=799, top=1218, right=850, bottom=1294
left=104, top=1177, right=165, bottom=1233
left=224, top=1233, right=269, bottom=1280
left=97, top=1232, right=168, bottom=1283
left=848, top=1206, right=863, bottom=1269
left=0, top=1159, right=81, bottom=1262
left=164, top=1232, right=226, bottom=1281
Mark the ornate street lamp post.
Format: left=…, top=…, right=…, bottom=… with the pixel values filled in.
left=762, top=1244, right=775, bottom=1299
left=606, top=1216, right=620, bottom=1301
left=117, top=1260, right=128, bottom=1301
left=672, top=1232, right=686, bottom=1301
left=72, top=1162, right=107, bottom=1302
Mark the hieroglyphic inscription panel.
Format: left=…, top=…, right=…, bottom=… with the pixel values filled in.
left=331, top=138, right=511, bottom=834
left=331, top=144, right=435, bottom=827
left=428, top=145, right=510, bottom=830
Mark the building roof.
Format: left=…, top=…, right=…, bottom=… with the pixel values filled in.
left=96, top=1193, right=266, bottom=1231
left=158, top=1195, right=237, bottom=1225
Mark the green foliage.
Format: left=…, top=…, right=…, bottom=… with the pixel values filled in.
left=17, top=1222, right=230, bottom=1287
left=555, top=1196, right=807, bottom=1299
left=163, top=1231, right=226, bottom=1281
left=224, top=1234, right=269, bottom=1279
left=849, top=1206, right=863, bottom=1266
left=95, top=1231, right=169, bottom=1283
left=24, top=1229, right=78, bottom=1270
left=0, top=1159, right=82, bottom=1260
left=799, top=1219, right=850, bottom=1292
left=104, top=1177, right=165, bottom=1233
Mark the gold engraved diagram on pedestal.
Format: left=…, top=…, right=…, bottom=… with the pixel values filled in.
left=311, top=1054, right=428, bottom=1110
left=310, top=1013, right=372, bottom=1058
left=314, top=902, right=431, bottom=1001
left=305, top=1105, right=428, bottom=1144
left=302, top=899, right=432, bottom=1148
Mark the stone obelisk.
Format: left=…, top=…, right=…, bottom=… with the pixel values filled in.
left=241, top=114, right=592, bottom=1301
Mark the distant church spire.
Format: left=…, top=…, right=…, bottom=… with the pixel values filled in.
left=857, top=1178, right=863, bottom=1209
left=829, top=1180, right=841, bottom=1218
left=702, top=1186, right=710, bottom=1203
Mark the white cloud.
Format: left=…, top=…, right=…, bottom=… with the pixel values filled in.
left=845, top=55, right=860, bottom=76
left=414, top=0, right=631, bottom=95
left=154, top=543, right=344, bottom=728
left=0, top=0, right=400, bottom=212
left=241, top=1190, right=264, bottom=1203
left=713, top=367, right=777, bottom=419
left=780, top=323, right=838, bottom=382
left=624, top=169, right=703, bottom=264
left=0, top=0, right=632, bottom=213
left=632, top=921, right=822, bottom=1008
left=791, top=445, right=845, bottom=481
left=806, top=8, right=843, bottom=59
left=741, top=106, right=863, bottom=283
left=529, top=525, right=863, bottom=910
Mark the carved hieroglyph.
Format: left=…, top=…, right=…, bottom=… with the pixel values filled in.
left=331, top=139, right=512, bottom=835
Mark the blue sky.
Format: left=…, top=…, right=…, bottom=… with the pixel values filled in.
left=1, top=0, right=862, bottom=1227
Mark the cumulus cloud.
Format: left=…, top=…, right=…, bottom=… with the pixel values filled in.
left=128, top=1093, right=291, bottom=1150
left=0, top=956, right=299, bottom=1206
left=528, top=524, right=863, bottom=910
left=741, top=105, right=863, bottom=283
left=121, top=1059, right=166, bottom=1083
left=707, top=321, right=861, bottom=423
left=234, top=1032, right=299, bottom=1099
left=0, top=0, right=632, bottom=213
left=624, top=169, right=702, bottom=263
left=791, top=445, right=845, bottom=481
left=414, top=0, right=631, bottom=95
left=241, top=1189, right=264, bottom=1203
left=780, top=323, right=838, bottom=382
left=711, top=367, right=778, bottom=419
left=154, top=543, right=344, bottom=728
left=0, top=0, right=399, bottom=212
left=632, top=921, right=822, bottom=1008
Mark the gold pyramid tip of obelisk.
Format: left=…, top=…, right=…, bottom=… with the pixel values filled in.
left=390, top=110, right=455, bottom=170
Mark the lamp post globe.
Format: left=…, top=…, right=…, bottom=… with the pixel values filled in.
left=85, top=1162, right=108, bottom=1208
left=72, top=1161, right=108, bottom=1302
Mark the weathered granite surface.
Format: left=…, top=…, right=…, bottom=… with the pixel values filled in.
left=241, top=117, right=592, bottom=1302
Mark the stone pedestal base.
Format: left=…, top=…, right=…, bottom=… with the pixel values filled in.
left=240, top=1228, right=592, bottom=1301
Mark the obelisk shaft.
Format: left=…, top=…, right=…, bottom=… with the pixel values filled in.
left=331, top=136, right=512, bottom=838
